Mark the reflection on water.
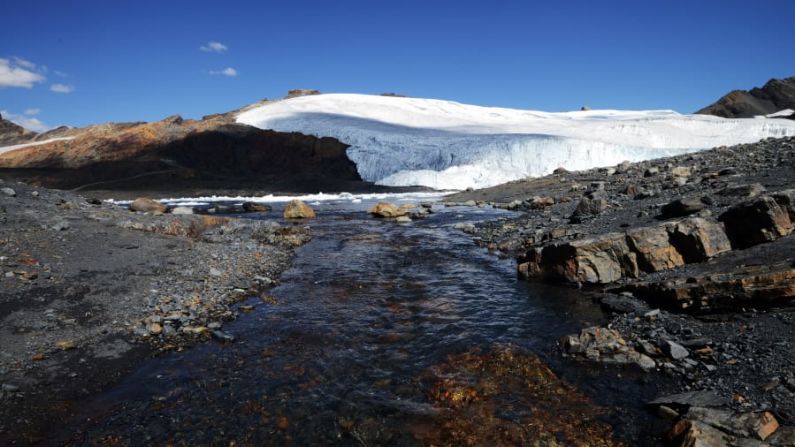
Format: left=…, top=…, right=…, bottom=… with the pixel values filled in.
left=53, top=205, right=657, bottom=445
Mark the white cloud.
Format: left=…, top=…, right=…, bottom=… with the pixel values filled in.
left=0, top=57, right=46, bottom=88
left=13, top=57, right=37, bottom=70
left=1, top=110, right=50, bottom=132
left=24, top=108, right=40, bottom=116
left=209, top=67, right=237, bottom=77
left=200, top=41, right=228, bottom=53
left=50, top=83, right=75, bottom=93
left=54, top=70, right=69, bottom=77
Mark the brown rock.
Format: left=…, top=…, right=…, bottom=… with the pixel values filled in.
left=129, top=197, right=167, bottom=214
left=719, top=195, right=793, bottom=248
left=530, top=196, right=555, bottom=208
left=367, top=202, right=407, bottom=218
left=668, top=217, right=731, bottom=263
left=717, top=183, right=766, bottom=198
left=562, top=326, right=655, bottom=370
left=659, top=198, right=705, bottom=219
left=282, top=199, right=316, bottom=219
left=571, top=196, right=609, bottom=218
left=617, top=261, right=795, bottom=312
left=671, top=166, right=692, bottom=178
left=626, top=225, right=685, bottom=272
left=242, top=201, right=272, bottom=212
left=541, top=233, right=639, bottom=284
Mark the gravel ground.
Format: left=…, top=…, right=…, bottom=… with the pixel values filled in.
left=0, top=181, right=309, bottom=444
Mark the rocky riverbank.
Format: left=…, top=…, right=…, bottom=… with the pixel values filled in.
left=0, top=182, right=309, bottom=444
left=448, top=136, right=795, bottom=445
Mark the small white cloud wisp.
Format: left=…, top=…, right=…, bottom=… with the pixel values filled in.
left=50, top=83, right=75, bottom=93
left=200, top=41, right=228, bottom=53
left=209, top=67, right=237, bottom=77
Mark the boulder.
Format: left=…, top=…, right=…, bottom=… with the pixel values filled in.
left=530, top=196, right=555, bottom=209
left=717, top=183, right=766, bottom=199
left=242, top=201, right=272, bottom=213
left=367, top=202, right=407, bottom=218
left=659, top=198, right=706, bottom=219
left=1, top=187, right=15, bottom=197
left=719, top=196, right=793, bottom=248
left=626, top=225, right=685, bottom=272
left=773, top=189, right=795, bottom=219
left=617, top=261, right=795, bottom=312
left=170, top=206, right=194, bottom=215
left=571, top=196, right=608, bottom=219
left=668, top=217, right=731, bottom=263
left=129, top=197, right=167, bottom=214
left=561, top=326, right=655, bottom=370
left=541, top=233, right=639, bottom=284
left=671, top=166, right=692, bottom=178
left=283, top=199, right=316, bottom=219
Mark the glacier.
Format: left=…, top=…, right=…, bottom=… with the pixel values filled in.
left=236, top=94, right=795, bottom=190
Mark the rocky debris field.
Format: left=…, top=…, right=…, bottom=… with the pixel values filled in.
left=448, top=136, right=795, bottom=445
left=0, top=181, right=309, bottom=444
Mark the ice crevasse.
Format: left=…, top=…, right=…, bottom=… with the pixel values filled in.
left=236, top=93, right=795, bottom=190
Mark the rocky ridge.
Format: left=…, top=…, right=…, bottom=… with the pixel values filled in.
left=697, top=76, right=795, bottom=119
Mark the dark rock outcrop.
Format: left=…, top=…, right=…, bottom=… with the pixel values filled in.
left=0, top=114, right=361, bottom=193
left=697, top=76, right=795, bottom=119
left=0, top=113, right=37, bottom=146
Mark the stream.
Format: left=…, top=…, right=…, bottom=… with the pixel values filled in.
left=53, top=200, right=665, bottom=445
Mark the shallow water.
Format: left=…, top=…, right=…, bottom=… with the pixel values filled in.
left=53, top=203, right=664, bottom=445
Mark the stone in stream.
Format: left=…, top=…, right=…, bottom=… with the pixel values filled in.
left=283, top=199, right=316, bottom=219
left=367, top=202, right=407, bottom=218
left=242, top=201, right=272, bottom=213
left=211, top=330, right=236, bottom=343
left=129, top=197, right=167, bottom=214
left=1, top=187, right=16, bottom=197
left=170, top=206, right=194, bottom=215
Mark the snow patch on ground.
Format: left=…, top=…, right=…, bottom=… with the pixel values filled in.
left=236, top=94, right=795, bottom=189
left=0, top=137, right=75, bottom=155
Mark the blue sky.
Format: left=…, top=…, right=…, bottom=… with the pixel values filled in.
left=2, top=0, right=794, bottom=131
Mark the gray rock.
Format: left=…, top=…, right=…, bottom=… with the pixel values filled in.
left=663, top=340, right=690, bottom=360
left=211, top=330, right=236, bottom=343
left=170, top=206, right=194, bottom=215
left=51, top=221, right=70, bottom=231
left=209, top=268, right=223, bottom=277
left=1, top=187, right=16, bottom=197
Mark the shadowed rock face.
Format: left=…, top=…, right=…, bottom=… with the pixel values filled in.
left=0, top=113, right=361, bottom=192
left=697, top=76, right=795, bottom=118
left=0, top=114, right=37, bottom=146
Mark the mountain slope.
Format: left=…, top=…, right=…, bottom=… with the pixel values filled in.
left=0, top=113, right=37, bottom=146
left=237, top=93, right=795, bottom=189
left=697, top=76, right=795, bottom=118
left=0, top=109, right=364, bottom=194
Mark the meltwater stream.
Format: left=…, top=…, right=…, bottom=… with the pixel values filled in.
left=55, top=203, right=664, bottom=445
